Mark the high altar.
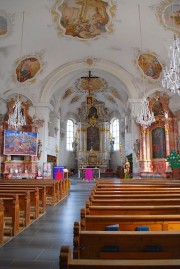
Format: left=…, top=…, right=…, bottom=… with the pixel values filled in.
left=72, top=95, right=113, bottom=172
left=138, top=93, right=179, bottom=178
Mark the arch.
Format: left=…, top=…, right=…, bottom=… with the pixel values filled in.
left=40, top=59, right=138, bottom=104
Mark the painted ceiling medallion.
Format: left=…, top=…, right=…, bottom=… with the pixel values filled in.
left=51, top=0, right=115, bottom=40
left=0, top=11, right=13, bottom=37
left=137, top=53, right=163, bottom=81
left=15, top=56, right=42, bottom=83
left=155, top=0, right=180, bottom=34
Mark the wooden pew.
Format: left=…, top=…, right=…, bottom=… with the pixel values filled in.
left=0, top=184, right=46, bottom=214
left=60, top=246, right=180, bottom=269
left=90, top=193, right=180, bottom=200
left=0, top=187, right=39, bottom=219
left=0, top=199, right=5, bottom=244
left=92, top=189, right=180, bottom=196
left=88, top=198, right=180, bottom=206
left=95, top=179, right=180, bottom=187
left=83, top=205, right=180, bottom=216
left=0, top=178, right=70, bottom=206
left=0, top=191, right=30, bottom=226
left=80, top=214, right=180, bottom=231
left=1, top=195, right=20, bottom=236
left=73, top=222, right=180, bottom=259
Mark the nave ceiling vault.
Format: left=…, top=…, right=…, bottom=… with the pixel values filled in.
left=0, top=0, right=179, bottom=120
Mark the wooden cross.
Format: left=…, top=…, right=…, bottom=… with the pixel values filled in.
left=81, top=71, right=99, bottom=95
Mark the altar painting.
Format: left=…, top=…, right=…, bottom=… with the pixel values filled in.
left=87, top=125, right=100, bottom=151
left=152, top=127, right=166, bottom=159
left=54, top=0, right=113, bottom=39
left=137, top=53, right=162, bottom=80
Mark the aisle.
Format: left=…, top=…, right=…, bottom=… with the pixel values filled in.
left=0, top=180, right=95, bottom=269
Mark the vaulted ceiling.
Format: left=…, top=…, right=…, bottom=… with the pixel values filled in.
left=0, top=0, right=180, bottom=120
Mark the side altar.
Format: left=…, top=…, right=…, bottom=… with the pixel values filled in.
left=0, top=98, right=43, bottom=179
left=137, top=93, right=179, bottom=178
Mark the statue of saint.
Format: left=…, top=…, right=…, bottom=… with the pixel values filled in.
left=124, top=157, right=130, bottom=179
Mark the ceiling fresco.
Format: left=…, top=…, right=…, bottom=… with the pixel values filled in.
left=51, top=0, right=115, bottom=40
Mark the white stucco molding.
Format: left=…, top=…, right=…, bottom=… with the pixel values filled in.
left=40, top=59, right=138, bottom=103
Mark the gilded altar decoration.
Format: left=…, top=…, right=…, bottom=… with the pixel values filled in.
left=154, top=0, right=180, bottom=34
left=51, top=0, right=115, bottom=40
left=16, top=57, right=41, bottom=83
left=137, top=53, right=162, bottom=80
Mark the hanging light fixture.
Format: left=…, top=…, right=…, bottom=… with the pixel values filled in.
left=136, top=5, right=155, bottom=127
left=161, top=3, right=180, bottom=95
left=8, top=11, right=26, bottom=130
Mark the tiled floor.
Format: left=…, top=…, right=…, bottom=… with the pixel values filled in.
left=0, top=179, right=95, bottom=269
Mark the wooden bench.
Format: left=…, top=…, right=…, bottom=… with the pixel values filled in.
left=0, top=178, right=70, bottom=206
left=0, top=186, right=39, bottom=219
left=0, top=191, right=31, bottom=226
left=83, top=205, right=180, bottom=217
left=73, top=222, right=180, bottom=259
left=88, top=198, right=180, bottom=206
left=0, top=184, right=46, bottom=214
left=0, top=199, right=5, bottom=244
left=80, top=214, right=180, bottom=231
left=60, top=246, right=180, bottom=269
left=1, top=195, right=20, bottom=236
left=96, top=179, right=180, bottom=186
left=90, top=193, right=180, bottom=200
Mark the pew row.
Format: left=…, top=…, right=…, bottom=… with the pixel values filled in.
left=80, top=214, right=180, bottom=231
left=60, top=246, right=180, bottom=269
left=82, top=205, right=180, bottom=217
left=73, top=222, right=180, bottom=259
left=0, top=199, right=5, bottom=244
left=90, top=193, right=180, bottom=200
left=87, top=198, right=180, bottom=206
left=0, top=178, right=70, bottom=206
left=0, top=187, right=39, bottom=219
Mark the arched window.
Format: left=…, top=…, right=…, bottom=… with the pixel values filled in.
left=66, top=119, right=74, bottom=151
left=110, top=118, right=119, bottom=151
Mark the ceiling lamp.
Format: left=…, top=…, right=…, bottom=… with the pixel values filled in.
left=162, top=34, right=180, bottom=95
left=8, top=12, right=26, bottom=130
left=136, top=5, right=155, bottom=127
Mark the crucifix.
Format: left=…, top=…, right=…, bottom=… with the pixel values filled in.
left=81, top=70, right=99, bottom=95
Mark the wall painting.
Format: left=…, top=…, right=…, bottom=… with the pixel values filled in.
left=52, top=0, right=115, bottom=40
